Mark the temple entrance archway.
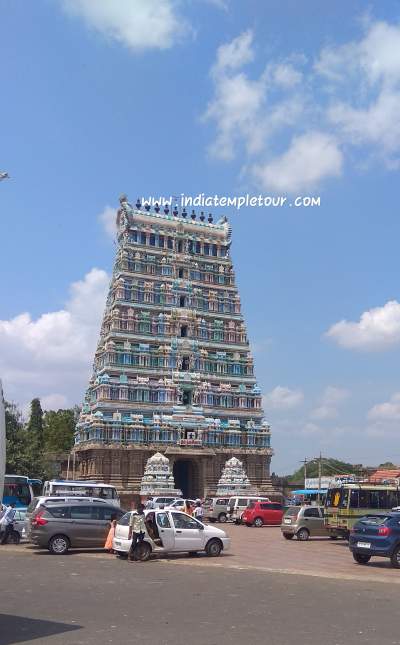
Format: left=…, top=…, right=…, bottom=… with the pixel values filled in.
left=173, top=459, right=202, bottom=498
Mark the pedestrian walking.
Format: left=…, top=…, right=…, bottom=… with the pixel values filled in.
left=193, top=500, right=204, bottom=523
left=128, top=503, right=146, bottom=562
left=104, top=514, right=117, bottom=553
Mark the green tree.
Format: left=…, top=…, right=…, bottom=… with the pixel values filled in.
left=287, top=457, right=358, bottom=482
left=43, top=409, right=76, bottom=453
left=5, top=401, right=30, bottom=474
left=25, top=398, right=44, bottom=478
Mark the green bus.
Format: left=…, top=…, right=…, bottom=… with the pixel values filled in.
left=324, top=482, right=400, bottom=538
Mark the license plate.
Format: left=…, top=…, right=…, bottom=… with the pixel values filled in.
left=284, top=519, right=292, bottom=524
left=357, top=541, right=371, bottom=549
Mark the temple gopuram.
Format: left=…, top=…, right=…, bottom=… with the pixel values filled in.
left=73, top=195, right=275, bottom=504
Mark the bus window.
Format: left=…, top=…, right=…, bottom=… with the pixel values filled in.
left=340, top=489, right=349, bottom=508
left=358, top=490, right=370, bottom=508
left=370, top=490, right=380, bottom=509
left=349, top=490, right=359, bottom=508
left=326, top=488, right=341, bottom=507
left=388, top=490, right=399, bottom=508
left=99, top=488, right=113, bottom=499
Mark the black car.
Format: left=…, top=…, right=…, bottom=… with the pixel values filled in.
left=349, top=512, right=400, bottom=568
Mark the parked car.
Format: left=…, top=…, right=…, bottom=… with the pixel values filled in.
left=164, top=499, right=196, bottom=511
left=349, top=512, right=400, bottom=567
left=25, top=496, right=110, bottom=535
left=26, top=502, right=125, bottom=554
left=13, top=508, right=27, bottom=540
left=204, top=497, right=230, bottom=523
left=149, top=496, right=180, bottom=509
left=113, top=508, right=230, bottom=560
left=280, top=505, right=333, bottom=540
left=242, top=501, right=284, bottom=527
left=227, top=496, right=271, bottom=524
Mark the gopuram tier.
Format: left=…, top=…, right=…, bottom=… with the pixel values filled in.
left=74, top=195, right=275, bottom=505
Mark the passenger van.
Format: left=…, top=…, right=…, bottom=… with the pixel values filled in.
left=227, top=496, right=271, bottom=524
left=27, top=501, right=125, bottom=554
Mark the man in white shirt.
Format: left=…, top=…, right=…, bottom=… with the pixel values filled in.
left=0, top=503, right=16, bottom=544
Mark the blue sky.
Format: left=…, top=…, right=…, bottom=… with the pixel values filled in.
left=1, top=0, right=400, bottom=473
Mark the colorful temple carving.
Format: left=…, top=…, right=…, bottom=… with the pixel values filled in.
left=74, top=195, right=275, bottom=503
left=140, top=452, right=182, bottom=497
left=216, top=457, right=257, bottom=496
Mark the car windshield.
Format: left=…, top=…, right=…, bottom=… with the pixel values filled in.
left=360, top=515, right=390, bottom=525
left=285, top=507, right=300, bottom=517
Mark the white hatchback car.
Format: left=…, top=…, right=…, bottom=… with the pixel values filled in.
left=113, top=509, right=230, bottom=560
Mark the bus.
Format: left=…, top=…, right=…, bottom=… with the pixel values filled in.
left=324, top=482, right=400, bottom=538
left=2, top=475, right=43, bottom=509
left=42, top=480, right=120, bottom=507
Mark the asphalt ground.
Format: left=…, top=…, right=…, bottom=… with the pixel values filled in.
left=2, top=524, right=400, bottom=645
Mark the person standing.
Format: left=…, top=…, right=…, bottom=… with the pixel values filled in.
left=193, top=500, right=204, bottom=523
left=104, top=514, right=117, bottom=553
left=182, top=499, right=193, bottom=516
left=0, top=503, right=16, bottom=544
left=128, top=503, right=146, bottom=562
left=144, top=497, right=155, bottom=509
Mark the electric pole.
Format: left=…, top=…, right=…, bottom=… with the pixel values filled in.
left=317, top=452, right=322, bottom=505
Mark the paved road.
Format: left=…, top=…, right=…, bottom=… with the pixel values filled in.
left=2, top=547, right=400, bottom=645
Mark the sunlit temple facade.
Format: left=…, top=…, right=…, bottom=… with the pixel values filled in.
left=73, top=195, right=274, bottom=502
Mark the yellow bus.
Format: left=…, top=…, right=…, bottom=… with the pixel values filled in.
left=324, top=482, right=400, bottom=539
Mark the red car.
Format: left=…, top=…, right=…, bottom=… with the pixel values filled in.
left=242, top=501, right=284, bottom=527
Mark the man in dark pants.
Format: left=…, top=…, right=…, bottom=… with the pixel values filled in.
left=128, top=503, right=146, bottom=562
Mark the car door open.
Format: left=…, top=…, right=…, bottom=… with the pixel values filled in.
left=171, top=512, right=206, bottom=551
left=156, top=512, right=175, bottom=550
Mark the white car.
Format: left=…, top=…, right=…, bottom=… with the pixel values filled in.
left=149, top=496, right=181, bottom=509
left=164, top=498, right=196, bottom=510
left=113, top=509, right=230, bottom=560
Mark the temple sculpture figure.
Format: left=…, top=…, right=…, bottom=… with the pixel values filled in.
left=73, top=195, right=276, bottom=505
left=216, top=456, right=257, bottom=496
left=140, top=452, right=182, bottom=497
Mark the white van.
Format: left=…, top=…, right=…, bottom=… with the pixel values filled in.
left=228, top=496, right=271, bottom=524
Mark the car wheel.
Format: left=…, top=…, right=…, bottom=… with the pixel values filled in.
left=218, top=513, right=227, bottom=523
left=390, top=547, right=400, bottom=568
left=133, top=542, right=151, bottom=562
left=205, top=539, right=222, bottom=557
left=353, top=552, right=371, bottom=565
left=48, top=535, right=70, bottom=555
left=283, top=533, right=294, bottom=540
left=296, top=528, right=310, bottom=541
left=253, top=517, right=264, bottom=528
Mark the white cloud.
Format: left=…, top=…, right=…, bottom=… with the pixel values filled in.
left=0, top=268, right=109, bottom=408
left=310, top=386, right=349, bottom=420
left=252, top=131, right=343, bottom=193
left=61, top=0, right=190, bottom=51
left=368, top=392, right=400, bottom=422
left=271, top=63, right=303, bottom=88
left=326, top=300, right=400, bottom=351
left=41, top=393, right=70, bottom=411
left=205, top=19, right=400, bottom=187
left=98, top=205, right=117, bottom=239
left=263, top=386, right=304, bottom=410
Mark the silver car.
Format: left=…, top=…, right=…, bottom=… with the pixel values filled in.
left=204, top=497, right=230, bottom=523
left=27, top=501, right=125, bottom=554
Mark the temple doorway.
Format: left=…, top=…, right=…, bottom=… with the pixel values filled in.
left=173, top=459, right=201, bottom=498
